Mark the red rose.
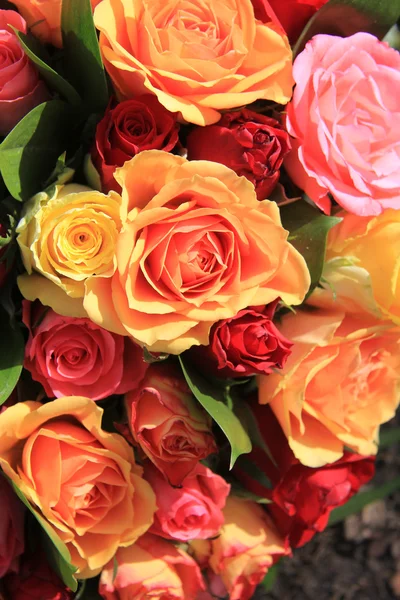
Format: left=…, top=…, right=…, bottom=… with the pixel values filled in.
left=0, top=476, right=25, bottom=578
left=91, top=95, right=180, bottom=193
left=186, top=109, right=291, bottom=200
left=125, top=363, right=217, bottom=486
left=252, top=0, right=329, bottom=43
left=145, top=462, right=230, bottom=541
left=23, top=301, right=148, bottom=401
left=235, top=404, right=376, bottom=548
left=4, top=551, right=73, bottom=600
left=0, top=10, right=49, bottom=136
left=187, top=301, right=292, bottom=379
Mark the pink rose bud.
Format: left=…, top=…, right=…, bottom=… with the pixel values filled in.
left=145, top=461, right=230, bottom=541
left=125, top=363, right=217, bottom=486
left=0, top=10, right=49, bottom=136
left=23, top=301, right=148, bottom=400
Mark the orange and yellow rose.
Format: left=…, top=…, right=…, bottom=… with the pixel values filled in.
left=321, top=210, right=400, bottom=325
left=258, top=307, right=400, bottom=467
left=83, top=150, right=310, bottom=354
left=94, top=0, right=294, bottom=126
left=191, top=496, right=288, bottom=600
left=17, top=184, right=122, bottom=315
left=10, top=0, right=101, bottom=47
left=0, top=397, right=156, bottom=579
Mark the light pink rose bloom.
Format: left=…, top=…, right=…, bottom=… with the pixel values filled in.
left=23, top=301, right=148, bottom=400
left=0, top=476, right=25, bottom=578
left=99, top=533, right=205, bottom=600
left=145, top=462, right=230, bottom=542
left=0, top=10, right=49, bottom=136
left=285, top=33, right=400, bottom=216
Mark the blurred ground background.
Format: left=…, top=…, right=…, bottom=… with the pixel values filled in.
left=255, top=417, right=400, bottom=600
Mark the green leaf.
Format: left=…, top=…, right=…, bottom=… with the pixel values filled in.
left=379, top=427, right=400, bottom=449
left=75, top=578, right=102, bottom=599
left=329, top=477, right=400, bottom=526
left=0, top=314, right=24, bottom=405
left=6, top=479, right=78, bottom=591
left=13, top=30, right=81, bottom=106
left=383, top=24, right=400, bottom=50
left=262, top=563, right=280, bottom=591
left=234, top=455, right=273, bottom=490
left=179, top=357, right=252, bottom=468
left=0, top=100, right=76, bottom=201
left=294, top=0, right=400, bottom=56
left=281, top=199, right=341, bottom=296
left=61, top=0, right=109, bottom=113
left=229, top=480, right=272, bottom=504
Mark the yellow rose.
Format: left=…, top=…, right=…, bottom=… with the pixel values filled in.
left=0, top=397, right=156, bottom=579
left=258, top=307, right=400, bottom=467
left=94, top=0, right=294, bottom=126
left=323, top=210, right=400, bottom=324
left=17, top=184, right=122, bottom=313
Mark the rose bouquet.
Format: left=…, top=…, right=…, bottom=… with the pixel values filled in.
left=0, top=0, right=399, bottom=598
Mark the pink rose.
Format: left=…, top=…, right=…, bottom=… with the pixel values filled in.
left=100, top=534, right=205, bottom=600
left=125, top=364, right=217, bottom=486
left=0, top=10, right=49, bottom=136
left=23, top=301, right=148, bottom=400
left=145, top=462, right=230, bottom=541
left=285, top=33, right=400, bottom=216
left=0, top=476, right=25, bottom=578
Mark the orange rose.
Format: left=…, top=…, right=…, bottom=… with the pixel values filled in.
left=94, top=0, right=294, bottom=126
left=0, top=397, right=156, bottom=579
left=83, top=151, right=310, bottom=354
left=258, top=308, right=400, bottom=467
left=125, top=364, right=217, bottom=486
left=10, top=0, right=101, bottom=47
left=100, top=533, right=205, bottom=599
left=191, top=496, right=288, bottom=600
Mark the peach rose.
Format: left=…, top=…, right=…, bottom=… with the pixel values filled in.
left=258, top=307, right=400, bottom=467
left=10, top=0, right=102, bottom=48
left=285, top=33, right=400, bottom=216
left=125, top=364, right=217, bottom=486
left=318, top=210, right=400, bottom=325
left=0, top=397, right=156, bottom=578
left=94, top=0, right=294, bottom=126
left=83, top=151, right=310, bottom=354
left=23, top=301, right=147, bottom=400
left=191, top=496, right=288, bottom=600
left=100, top=533, right=205, bottom=599
left=17, top=184, right=122, bottom=312
left=0, top=10, right=49, bottom=136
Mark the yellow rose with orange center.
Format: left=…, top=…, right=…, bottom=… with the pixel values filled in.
left=0, top=397, right=156, bottom=579
left=83, top=150, right=310, bottom=354
left=321, top=210, right=400, bottom=324
left=94, top=0, right=294, bottom=125
left=258, top=307, right=400, bottom=467
left=17, top=184, right=122, bottom=314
